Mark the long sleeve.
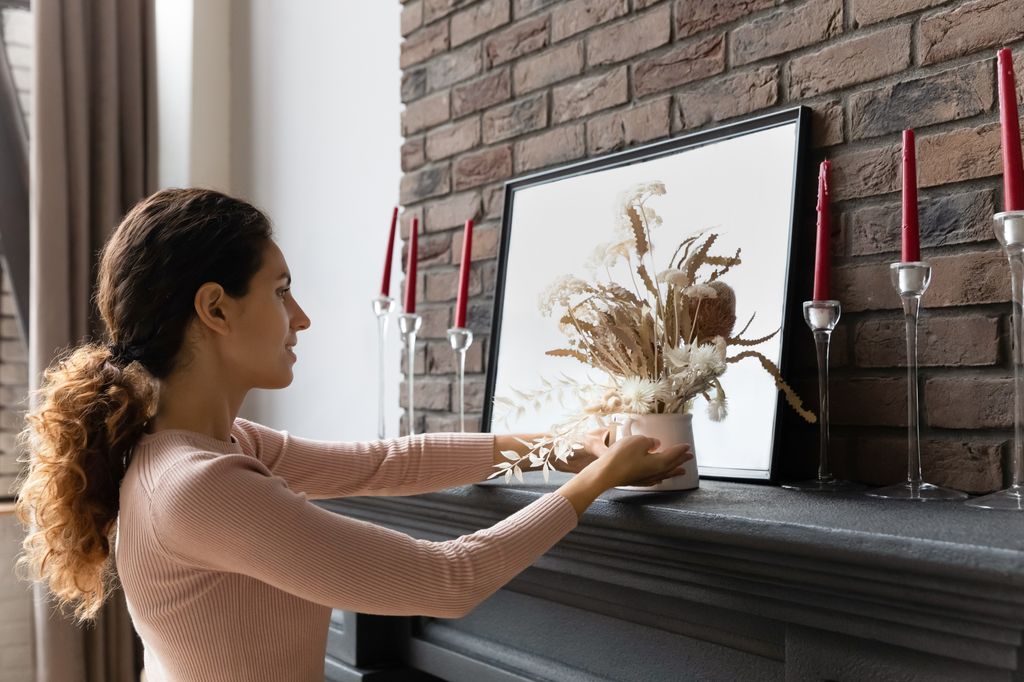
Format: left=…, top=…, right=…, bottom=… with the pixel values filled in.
left=149, top=450, right=578, bottom=619
left=233, top=418, right=497, bottom=500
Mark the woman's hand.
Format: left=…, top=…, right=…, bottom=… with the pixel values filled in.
left=551, top=427, right=611, bottom=474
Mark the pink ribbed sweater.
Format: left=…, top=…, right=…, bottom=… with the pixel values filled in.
left=114, top=417, right=579, bottom=682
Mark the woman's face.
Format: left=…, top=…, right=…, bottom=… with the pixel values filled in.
left=225, top=240, right=311, bottom=389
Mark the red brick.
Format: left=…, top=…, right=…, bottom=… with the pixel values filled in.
left=587, top=97, right=671, bottom=155
left=426, top=43, right=483, bottom=91
left=852, top=0, right=944, bottom=27
left=831, top=378, right=907, bottom=426
left=674, top=0, right=774, bottom=39
left=917, top=122, right=1006, bottom=189
left=925, top=376, right=1013, bottom=428
left=551, top=0, right=629, bottom=41
left=427, top=337, right=485, bottom=374
left=482, top=93, right=548, bottom=143
left=483, top=185, right=505, bottom=219
left=846, top=189, right=996, bottom=257
left=787, top=25, right=911, bottom=98
left=398, top=379, right=451, bottom=410
left=675, top=66, right=778, bottom=130
left=423, top=0, right=474, bottom=23
left=633, top=34, right=725, bottom=98
left=402, top=137, right=426, bottom=172
left=400, top=21, right=449, bottom=69
left=834, top=248, right=1008, bottom=312
left=731, top=0, right=842, bottom=66
left=830, top=143, right=900, bottom=201
left=551, top=66, right=627, bottom=123
left=463, top=379, right=488, bottom=411
left=849, top=60, right=995, bottom=141
left=451, top=0, right=510, bottom=47
left=417, top=305, right=452, bottom=338
left=917, top=0, right=1024, bottom=66
left=400, top=165, right=452, bottom=204
left=513, top=40, right=584, bottom=94
left=426, top=118, right=482, bottom=160
left=453, top=145, right=513, bottom=189
left=424, top=266, right=484, bottom=303
left=514, top=125, right=585, bottom=173
left=401, top=0, right=423, bottom=36
left=426, top=413, right=482, bottom=433
left=483, top=15, right=549, bottom=68
left=811, top=99, right=844, bottom=148
left=854, top=314, right=1000, bottom=367
left=453, top=223, right=502, bottom=263
left=851, top=436, right=1004, bottom=493
left=585, top=5, right=671, bottom=67
left=452, top=68, right=511, bottom=118
left=402, top=68, right=427, bottom=103
left=425, top=191, right=483, bottom=232
left=399, top=341, right=426, bottom=374
left=399, top=207, right=423, bottom=240
left=512, top=0, right=558, bottom=18
left=416, top=232, right=454, bottom=267
left=402, top=90, right=451, bottom=135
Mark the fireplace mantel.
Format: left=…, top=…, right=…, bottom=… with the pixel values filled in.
left=317, top=481, right=1024, bottom=681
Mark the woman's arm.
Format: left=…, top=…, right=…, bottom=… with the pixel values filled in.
left=150, top=450, right=579, bottom=618
left=234, top=418, right=497, bottom=499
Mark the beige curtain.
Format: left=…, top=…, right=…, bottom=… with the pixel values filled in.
left=29, top=1, right=156, bottom=681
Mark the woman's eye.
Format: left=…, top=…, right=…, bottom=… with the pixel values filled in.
left=278, top=288, right=290, bottom=298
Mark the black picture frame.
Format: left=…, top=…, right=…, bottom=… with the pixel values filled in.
left=482, top=106, right=812, bottom=483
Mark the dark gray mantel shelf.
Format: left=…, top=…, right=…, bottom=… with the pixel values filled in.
left=317, top=479, right=1024, bottom=682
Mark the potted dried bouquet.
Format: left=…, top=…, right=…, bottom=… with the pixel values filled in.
left=492, top=181, right=814, bottom=490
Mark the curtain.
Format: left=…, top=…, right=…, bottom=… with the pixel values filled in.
left=29, top=0, right=156, bottom=680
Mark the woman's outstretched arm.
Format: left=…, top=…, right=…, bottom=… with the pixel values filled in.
left=150, top=449, right=580, bottom=618
left=235, top=417, right=498, bottom=499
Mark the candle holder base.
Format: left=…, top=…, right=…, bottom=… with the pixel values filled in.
left=866, top=481, right=967, bottom=501
left=783, top=478, right=865, bottom=492
left=965, top=485, right=1024, bottom=510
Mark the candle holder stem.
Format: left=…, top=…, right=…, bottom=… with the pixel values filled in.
left=967, top=211, right=1024, bottom=510
left=783, top=301, right=862, bottom=492
left=446, top=327, right=474, bottom=432
left=867, top=262, right=966, bottom=501
left=399, top=313, right=422, bottom=437
left=372, top=296, right=395, bottom=440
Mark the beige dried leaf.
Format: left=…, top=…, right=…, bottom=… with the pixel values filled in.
left=628, top=205, right=648, bottom=258
left=727, top=349, right=816, bottom=423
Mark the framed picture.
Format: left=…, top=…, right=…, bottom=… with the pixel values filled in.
left=482, top=106, right=811, bottom=483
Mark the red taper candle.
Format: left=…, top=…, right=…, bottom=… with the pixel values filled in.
left=380, top=207, right=398, bottom=296
left=404, top=217, right=419, bottom=314
left=454, top=219, right=474, bottom=328
left=998, top=48, right=1024, bottom=211
left=901, top=129, right=921, bottom=263
left=813, top=159, right=831, bottom=301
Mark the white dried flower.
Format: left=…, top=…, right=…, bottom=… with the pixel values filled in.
left=707, top=397, right=728, bottom=422
left=537, top=275, right=588, bottom=317
left=584, top=238, right=633, bottom=272
left=688, top=342, right=726, bottom=376
left=657, top=268, right=689, bottom=288
left=663, top=345, right=691, bottom=369
left=617, top=376, right=667, bottom=414
left=683, top=284, right=718, bottom=299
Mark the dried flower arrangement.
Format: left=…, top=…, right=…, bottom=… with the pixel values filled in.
left=491, top=181, right=815, bottom=483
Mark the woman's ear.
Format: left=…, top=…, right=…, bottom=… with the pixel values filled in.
left=193, top=282, right=231, bottom=335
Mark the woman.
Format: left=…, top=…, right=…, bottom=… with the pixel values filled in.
left=13, top=188, right=692, bottom=682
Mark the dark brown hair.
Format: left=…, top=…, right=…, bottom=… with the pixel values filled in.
left=13, top=187, right=273, bottom=623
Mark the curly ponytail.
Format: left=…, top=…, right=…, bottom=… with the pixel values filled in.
left=12, top=187, right=273, bottom=623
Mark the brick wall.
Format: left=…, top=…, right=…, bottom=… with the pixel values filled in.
left=397, top=0, right=1024, bottom=492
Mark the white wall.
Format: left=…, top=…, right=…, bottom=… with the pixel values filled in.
left=230, top=1, right=404, bottom=439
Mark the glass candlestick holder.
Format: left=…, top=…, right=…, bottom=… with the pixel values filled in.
left=446, top=327, right=474, bottom=433
left=372, top=295, right=396, bottom=439
left=398, top=313, right=422, bottom=437
left=866, top=262, right=967, bottom=501
left=966, top=211, right=1024, bottom=510
left=783, top=300, right=863, bottom=492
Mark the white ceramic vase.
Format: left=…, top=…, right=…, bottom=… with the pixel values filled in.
left=608, top=412, right=699, bottom=491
